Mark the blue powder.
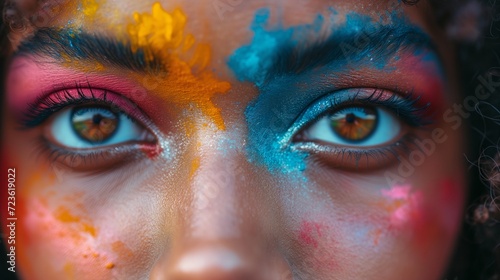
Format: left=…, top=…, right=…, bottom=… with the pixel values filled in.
left=228, top=8, right=440, bottom=175
left=227, top=9, right=294, bottom=87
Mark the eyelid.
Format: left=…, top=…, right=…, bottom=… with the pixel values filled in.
left=283, top=88, right=431, bottom=142
left=22, top=87, right=161, bottom=170
left=20, top=86, right=153, bottom=130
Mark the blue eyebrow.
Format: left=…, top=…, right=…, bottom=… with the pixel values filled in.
left=228, top=9, right=440, bottom=86
left=228, top=9, right=443, bottom=176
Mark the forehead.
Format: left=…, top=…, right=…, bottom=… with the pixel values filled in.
left=7, top=0, right=429, bottom=34
left=4, top=0, right=441, bottom=65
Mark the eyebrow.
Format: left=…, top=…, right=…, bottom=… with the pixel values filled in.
left=15, top=28, right=164, bottom=74
left=263, top=24, right=440, bottom=83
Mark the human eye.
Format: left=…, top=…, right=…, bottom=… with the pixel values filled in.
left=21, top=86, right=157, bottom=170
left=290, top=88, right=431, bottom=170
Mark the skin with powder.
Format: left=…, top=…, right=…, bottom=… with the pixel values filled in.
left=1, top=0, right=467, bottom=279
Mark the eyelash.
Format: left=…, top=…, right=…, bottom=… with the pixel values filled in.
left=21, top=85, right=430, bottom=170
left=288, top=89, right=433, bottom=168
left=21, top=86, right=126, bottom=128
left=33, top=134, right=143, bottom=170
left=21, top=85, right=155, bottom=169
left=312, top=88, right=431, bottom=127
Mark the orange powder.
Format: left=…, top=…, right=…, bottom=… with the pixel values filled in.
left=105, top=262, right=115, bottom=269
left=55, top=206, right=98, bottom=237
left=190, top=157, right=201, bottom=178
left=82, top=0, right=99, bottom=18
left=65, top=0, right=103, bottom=28
left=126, top=3, right=231, bottom=130
left=61, top=51, right=106, bottom=72
left=64, top=262, right=75, bottom=279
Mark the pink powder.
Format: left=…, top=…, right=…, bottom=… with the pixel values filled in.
left=298, top=220, right=324, bottom=248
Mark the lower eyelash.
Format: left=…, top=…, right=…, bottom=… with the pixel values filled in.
left=32, top=135, right=150, bottom=171
left=292, top=134, right=418, bottom=170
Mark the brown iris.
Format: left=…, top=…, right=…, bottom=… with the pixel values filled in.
left=329, top=107, right=378, bottom=142
left=71, top=107, right=119, bottom=143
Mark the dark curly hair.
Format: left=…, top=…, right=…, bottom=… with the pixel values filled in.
left=0, top=0, right=499, bottom=280
left=413, top=0, right=500, bottom=279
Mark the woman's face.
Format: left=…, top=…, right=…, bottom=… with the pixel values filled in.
left=2, top=0, right=467, bottom=279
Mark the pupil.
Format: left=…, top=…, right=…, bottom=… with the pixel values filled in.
left=71, top=108, right=119, bottom=143
left=92, top=114, right=103, bottom=124
left=345, top=113, right=356, bottom=124
left=329, top=107, right=378, bottom=142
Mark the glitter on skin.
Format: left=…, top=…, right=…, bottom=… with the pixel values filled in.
left=126, top=3, right=231, bottom=130
left=63, top=2, right=230, bottom=130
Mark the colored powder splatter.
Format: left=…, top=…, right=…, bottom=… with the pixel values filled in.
left=296, top=220, right=338, bottom=270
left=69, top=0, right=103, bottom=28
left=228, top=9, right=296, bottom=87
left=126, top=3, right=231, bottom=130
left=297, top=221, right=324, bottom=248
left=190, top=156, right=200, bottom=178
left=371, top=228, right=383, bottom=246
left=60, top=51, right=106, bottom=72
left=64, top=262, right=75, bottom=279
left=105, top=262, right=115, bottom=269
left=81, top=0, right=99, bottom=18
left=370, top=185, right=425, bottom=245
left=380, top=185, right=424, bottom=228
left=228, top=9, right=435, bottom=174
left=227, top=9, right=321, bottom=173
left=55, top=206, right=97, bottom=237
left=111, top=241, right=134, bottom=258
left=139, top=143, right=163, bottom=159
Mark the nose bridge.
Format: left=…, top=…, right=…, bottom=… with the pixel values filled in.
left=148, top=128, right=292, bottom=279
left=188, top=130, right=255, bottom=240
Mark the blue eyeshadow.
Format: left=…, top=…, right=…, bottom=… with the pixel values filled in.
left=227, top=8, right=441, bottom=175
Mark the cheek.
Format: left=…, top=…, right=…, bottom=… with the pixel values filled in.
left=295, top=221, right=340, bottom=270
left=18, top=197, right=114, bottom=278
left=10, top=167, right=113, bottom=278
left=377, top=179, right=464, bottom=258
left=287, top=177, right=465, bottom=277
left=15, top=173, right=158, bottom=279
left=415, top=179, right=464, bottom=252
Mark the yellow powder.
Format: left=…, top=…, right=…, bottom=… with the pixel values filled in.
left=81, top=0, right=99, bottom=18
left=63, top=263, right=75, bottom=279
left=105, top=262, right=115, bottom=269
left=82, top=223, right=97, bottom=237
left=111, top=241, right=134, bottom=258
left=56, top=207, right=81, bottom=223
left=62, top=55, right=105, bottom=72
left=54, top=207, right=98, bottom=237
left=190, top=157, right=200, bottom=178
left=126, top=3, right=231, bottom=130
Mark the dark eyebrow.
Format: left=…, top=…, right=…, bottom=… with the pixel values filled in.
left=14, top=28, right=164, bottom=74
left=264, top=24, right=440, bottom=83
